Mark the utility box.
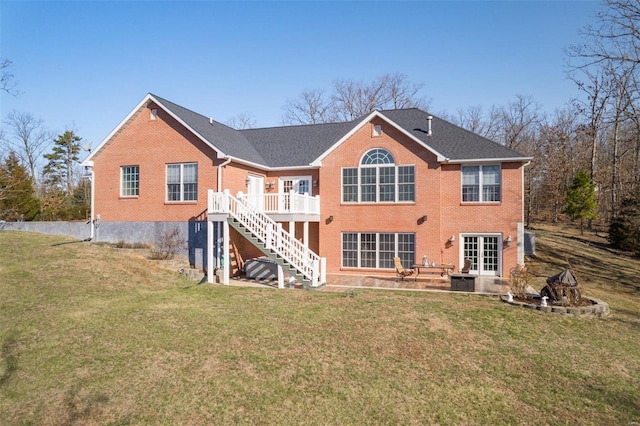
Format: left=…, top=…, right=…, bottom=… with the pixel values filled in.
left=450, top=274, right=476, bottom=292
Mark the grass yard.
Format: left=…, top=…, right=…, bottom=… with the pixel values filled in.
left=1, top=227, right=639, bottom=425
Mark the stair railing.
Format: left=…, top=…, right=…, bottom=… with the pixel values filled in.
left=209, top=190, right=326, bottom=286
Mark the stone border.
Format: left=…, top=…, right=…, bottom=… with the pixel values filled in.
left=501, top=296, right=610, bottom=317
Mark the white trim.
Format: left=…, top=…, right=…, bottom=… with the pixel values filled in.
left=119, top=165, right=140, bottom=198
left=311, top=110, right=449, bottom=166
left=446, top=157, right=532, bottom=164
left=166, top=162, right=198, bottom=202
left=341, top=161, right=416, bottom=204
left=461, top=164, right=502, bottom=203
left=459, top=233, right=503, bottom=276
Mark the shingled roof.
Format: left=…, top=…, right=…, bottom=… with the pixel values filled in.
left=86, top=94, right=530, bottom=169
left=379, top=108, right=528, bottom=162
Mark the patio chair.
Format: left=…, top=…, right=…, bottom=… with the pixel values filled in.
left=460, top=258, right=472, bottom=274
left=394, top=257, right=414, bottom=280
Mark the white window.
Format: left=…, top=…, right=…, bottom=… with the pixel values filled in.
left=120, top=165, right=139, bottom=197
left=167, top=163, right=198, bottom=201
left=342, top=149, right=415, bottom=203
left=150, top=109, right=158, bottom=120
left=342, top=232, right=415, bottom=269
left=373, top=124, right=382, bottom=137
left=462, top=165, right=501, bottom=202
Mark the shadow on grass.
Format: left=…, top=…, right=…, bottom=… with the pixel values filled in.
left=536, top=237, right=640, bottom=294
left=0, top=334, right=18, bottom=387
left=63, top=385, right=110, bottom=425
left=52, top=239, right=91, bottom=247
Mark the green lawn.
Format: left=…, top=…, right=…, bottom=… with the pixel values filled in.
left=1, top=228, right=639, bottom=425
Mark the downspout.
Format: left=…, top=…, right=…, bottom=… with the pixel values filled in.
left=85, top=161, right=95, bottom=241
left=217, top=157, right=232, bottom=192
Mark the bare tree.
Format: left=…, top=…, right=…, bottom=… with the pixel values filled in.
left=3, top=111, right=52, bottom=184
left=225, top=112, right=257, bottom=129
left=386, top=72, right=430, bottom=110
left=282, top=89, right=337, bottom=125
left=454, top=105, right=502, bottom=141
left=570, top=0, right=640, bottom=68
left=571, top=67, right=613, bottom=180
left=0, top=58, right=19, bottom=96
left=283, top=73, right=429, bottom=124
left=495, top=95, right=544, bottom=151
left=531, top=109, right=583, bottom=223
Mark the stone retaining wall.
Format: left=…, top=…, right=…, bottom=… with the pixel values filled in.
left=501, top=296, right=610, bottom=317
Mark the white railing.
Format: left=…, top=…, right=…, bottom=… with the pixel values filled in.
left=208, top=190, right=326, bottom=287
left=239, top=191, right=320, bottom=215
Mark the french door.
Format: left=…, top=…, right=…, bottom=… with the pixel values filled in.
left=279, top=176, right=311, bottom=210
left=462, top=235, right=501, bottom=276
left=280, top=176, right=311, bottom=194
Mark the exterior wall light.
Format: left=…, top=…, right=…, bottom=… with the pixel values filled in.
left=448, top=235, right=456, bottom=244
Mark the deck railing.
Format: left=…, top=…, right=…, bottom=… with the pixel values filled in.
left=208, top=190, right=326, bottom=287
left=238, top=191, right=320, bottom=215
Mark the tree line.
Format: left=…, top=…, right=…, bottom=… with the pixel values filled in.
left=1, top=61, right=89, bottom=221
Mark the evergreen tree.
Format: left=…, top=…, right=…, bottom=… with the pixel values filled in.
left=0, top=151, right=40, bottom=221
left=565, top=169, right=597, bottom=235
left=42, top=130, right=82, bottom=194
left=609, top=196, right=640, bottom=254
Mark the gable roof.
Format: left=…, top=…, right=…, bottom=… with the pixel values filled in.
left=83, top=93, right=531, bottom=169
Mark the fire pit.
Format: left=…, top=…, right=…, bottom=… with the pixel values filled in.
left=541, top=269, right=581, bottom=306
left=502, top=266, right=609, bottom=317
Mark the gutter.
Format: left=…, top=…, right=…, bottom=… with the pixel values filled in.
left=217, top=157, right=232, bottom=192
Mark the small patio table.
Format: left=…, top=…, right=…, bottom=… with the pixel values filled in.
left=411, top=264, right=455, bottom=281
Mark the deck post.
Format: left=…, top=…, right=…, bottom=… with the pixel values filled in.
left=277, top=264, right=284, bottom=289
left=289, top=221, right=295, bottom=240
left=223, top=218, right=230, bottom=285
left=303, top=221, right=309, bottom=248
left=207, top=218, right=214, bottom=284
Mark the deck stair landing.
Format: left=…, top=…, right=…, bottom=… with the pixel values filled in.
left=209, top=190, right=326, bottom=289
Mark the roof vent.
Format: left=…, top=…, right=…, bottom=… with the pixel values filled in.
left=427, top=116, right=433, bottom=136
left=209, top=117, right=213, bottom=125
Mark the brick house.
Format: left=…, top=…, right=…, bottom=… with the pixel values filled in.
left=82, top=93, right=531, bottom=288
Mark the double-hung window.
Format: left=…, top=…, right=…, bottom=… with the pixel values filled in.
left=342, top=148, right=415, bottom=203
left=462, top=165, right=501, bottom=202
left=167, top=163, right=198, bottom=202
left=120, top=165, right=139, bottom=197
left=342, top=232, right=415, bottom=269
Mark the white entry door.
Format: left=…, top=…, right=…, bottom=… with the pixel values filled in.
left=246, top=175, right=264, bottom=210
left=462, top=235, right=501, bottom=276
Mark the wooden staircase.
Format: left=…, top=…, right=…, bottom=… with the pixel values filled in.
left=228, top=218, right=312, bottom=288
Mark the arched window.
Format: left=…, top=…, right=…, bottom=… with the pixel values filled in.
left=342, top=149, right=415, bottom=203
left=361, top=148, right=395, bottom=165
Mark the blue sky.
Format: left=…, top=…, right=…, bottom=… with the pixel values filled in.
left=1, top=1, right=601, bottom=151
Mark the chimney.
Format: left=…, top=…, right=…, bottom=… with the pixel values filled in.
left=427, top=116, right=433, bottom=136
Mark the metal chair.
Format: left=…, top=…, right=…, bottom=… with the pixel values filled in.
left=460, top=258, right=472, bottom=274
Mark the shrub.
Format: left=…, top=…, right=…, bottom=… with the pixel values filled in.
left=149, top=227, right=187, bottom=260
left=609, top=197, right=640, bottom=255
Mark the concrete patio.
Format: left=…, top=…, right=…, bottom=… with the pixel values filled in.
left=223, top=273, right=511, bottom=295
